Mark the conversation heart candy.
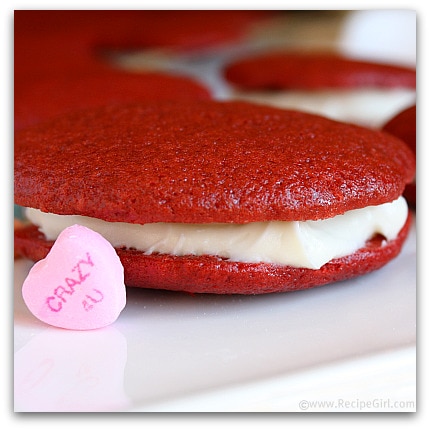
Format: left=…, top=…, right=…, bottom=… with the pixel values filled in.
left=22, top=224, right=126, bottom=330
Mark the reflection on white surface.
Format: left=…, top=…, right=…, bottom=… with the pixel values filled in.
left=14, top=326, right=130, bottom=412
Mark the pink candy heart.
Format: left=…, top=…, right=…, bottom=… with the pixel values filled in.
left=22, top=224, right=126, bottom=330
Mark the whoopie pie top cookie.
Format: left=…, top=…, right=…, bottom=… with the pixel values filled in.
left=15, top=100, right=414, bottom=224
left=15, top=70, right=211, bottom=130
left=224, top=51, right=416, bottom=90
left=382, top=105, right=416, bottom=206
left=382, top=105, right=416, bottom=152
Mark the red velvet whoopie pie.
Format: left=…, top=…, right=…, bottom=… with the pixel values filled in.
left=223, top=51, right=416, bottom=128
left=382, top=105, right=416, bottom=207
left=14, top=100, right=415, bottom=294
left=14, top=10, right=276, bottom=84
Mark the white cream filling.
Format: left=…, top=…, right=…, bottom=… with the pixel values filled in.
left=25, top=196, right=408, bottom=269
left=230, top=89, right=416, bottom=128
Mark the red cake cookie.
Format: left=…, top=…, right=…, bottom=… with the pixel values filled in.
left=14, top=11, right=110, bottom=83
left=14, top=101, right=415, bottom=294
left=88, top=10, right=276, bottom=53
left=224, top=51, right=416, bottom=90
left=382, top=105, right=416, bottom=206
left=15, top=70, right=211, bottom=130
left=15, top=10, right=275, bottom=52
